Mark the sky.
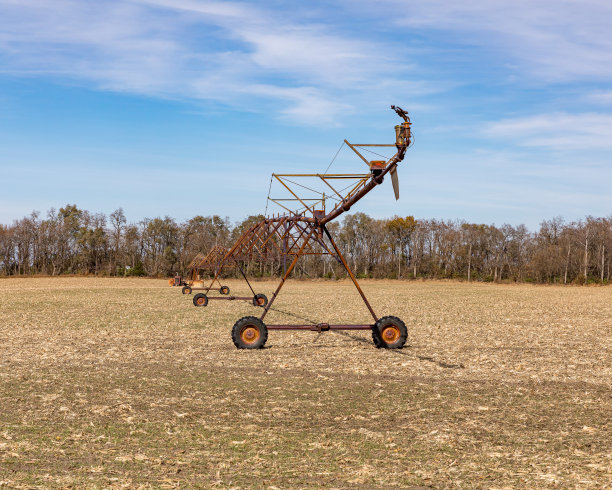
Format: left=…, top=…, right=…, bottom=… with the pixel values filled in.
left=1, top=0, right=611, bottom=229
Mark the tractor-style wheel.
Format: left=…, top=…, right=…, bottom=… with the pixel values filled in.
left=372, top=316, right=407, bottom=349
left=182, top=286, right=192, bottom=295
left=252, top=293, right=268, bottom=307
left=193, top=293, right=208, bottom=307
left=219, top=285, right=230, bottom=295
left=232, top=316, right=268, bottom=349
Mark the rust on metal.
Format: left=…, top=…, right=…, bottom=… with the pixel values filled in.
left=190, top=107, right=413, bottom=347
left=382, top=325, right=401, bottom=343
left=240, top=325, right=260, bottom=345
left=207, top=296, right=253, bottom=301
left=266, top=324, right=373, bottom=331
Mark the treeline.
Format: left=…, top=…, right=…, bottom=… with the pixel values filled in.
left=1, top=205, right=611, bottom=284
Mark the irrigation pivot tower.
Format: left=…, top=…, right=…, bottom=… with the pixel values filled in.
left=200, top=106, right=413, bottom=349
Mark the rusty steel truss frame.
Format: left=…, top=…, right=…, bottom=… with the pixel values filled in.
left=180, top=245, right=272, bottom=307
left=178, top=246, right=231, bottom=295
left=192, top=106, right=413, bottom=348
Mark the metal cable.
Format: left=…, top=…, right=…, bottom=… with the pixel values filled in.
left=359, top=145, right=393, bottom=160
left=323, top=141, right=345, bottom=174
left=264, top=175, right=273, bottom=216
left=280, top=177, right=341, bottom=201
left=338, top=180, right=361, bottom=193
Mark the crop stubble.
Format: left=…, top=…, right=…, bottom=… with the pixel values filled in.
left=0, top=277, right=610, bottom=488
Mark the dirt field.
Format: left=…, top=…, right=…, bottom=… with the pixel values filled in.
left=0, top=277, right=610, bottom=488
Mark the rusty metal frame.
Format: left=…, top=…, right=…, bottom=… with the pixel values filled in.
left=183, top=246, right=229, bottom=292
left=189, top=106, right=412, bottom=338
left=200, top=213, right=382, bottom=329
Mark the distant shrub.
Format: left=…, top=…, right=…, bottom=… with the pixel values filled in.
left=126, top=262, right=146, bottom=277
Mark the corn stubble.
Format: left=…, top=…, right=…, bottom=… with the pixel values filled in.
left=0, top=277, right=610, bottom=488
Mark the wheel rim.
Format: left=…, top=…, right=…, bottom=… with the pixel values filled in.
left=257, top=297, right=265, bottom=306
left=241, top=325, right=260, bottom=344
left=381, top=325, right=400, bottom=344
left=197, top=297, right=205, bottom=305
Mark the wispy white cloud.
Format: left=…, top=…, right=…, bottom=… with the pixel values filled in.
left=0, top=0, right=434, bottom=124
left=484, top=112, right=612, bottom=150
left=584, top=91, right=612, bottom=105
left=362, top=0, right=612, bottom=83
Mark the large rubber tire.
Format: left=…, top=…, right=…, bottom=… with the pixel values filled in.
left=372, top=316, right=407, bottom=349
left=232, top=316, right=268, bottom=349
left=252, top=293, right=268, bottom=307
left=219, top=285, right=230, bottom=295
left=193, top=293, right=208, bottom=307
left=182, top=285, right=192, bottom=295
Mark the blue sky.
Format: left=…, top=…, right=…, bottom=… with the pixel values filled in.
left=1, top=0, right=611, bottom=229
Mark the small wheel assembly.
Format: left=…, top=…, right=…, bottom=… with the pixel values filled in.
left=372, top=316, right=407, bottom=349
left=193, top=293, right=208, bottom=307
left=182, top=285, right=192, bottom=295
left=219, top=285, right=230, bottom=295
left=232, top=316, right=268, bottom=349
left=252, top=293, right=268, bottom=307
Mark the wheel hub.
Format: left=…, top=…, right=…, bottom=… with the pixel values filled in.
left=382, top=326, right=400, bottom=343
left=241, top=326, right=259, bottom=343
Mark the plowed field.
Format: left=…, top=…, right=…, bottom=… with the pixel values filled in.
left=1, top=278, right=610, bottom=488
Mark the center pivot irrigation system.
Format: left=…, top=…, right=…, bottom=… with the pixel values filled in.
left=189, top=106, right=413, bottom=349
left=180, top=246, right=233, bottom=298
